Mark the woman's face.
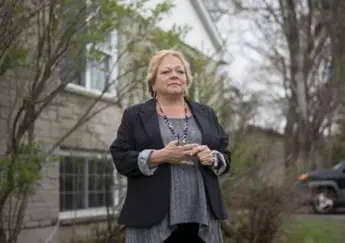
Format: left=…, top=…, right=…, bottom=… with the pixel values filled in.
left=153, top=55, right=187, bottom=97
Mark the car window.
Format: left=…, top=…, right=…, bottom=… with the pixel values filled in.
left=333, top=164, right=341, bottom=170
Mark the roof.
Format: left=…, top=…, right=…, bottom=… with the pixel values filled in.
left=190, top=0, right=224, bottom=52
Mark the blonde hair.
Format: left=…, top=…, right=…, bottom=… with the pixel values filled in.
left=146, top=49, right=193, bottom=97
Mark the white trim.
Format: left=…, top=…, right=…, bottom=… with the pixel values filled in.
left=65, top=83, right=116, bottom=102
left=58, top=149, right=113, bottom=159
left=191, top=0, right=223, bottom=51
left=59, top=207, right=119, bottom=220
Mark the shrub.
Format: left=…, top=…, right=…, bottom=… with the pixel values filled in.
left=222, top=176, right=300, bottom=243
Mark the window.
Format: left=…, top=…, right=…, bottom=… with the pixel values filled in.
left=65, top=30, right=118, bottom=96
left=59, top=154, right=125, bottom=214
left=85, top=30, right=118, bottom=95
left=88, top=53, right=111, bottom=91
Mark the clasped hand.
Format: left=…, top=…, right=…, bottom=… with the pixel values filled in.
left=159, top=140, right=213, bottom=166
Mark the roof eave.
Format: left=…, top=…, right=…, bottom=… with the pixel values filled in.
left=190, top=0, right=224, bottom=53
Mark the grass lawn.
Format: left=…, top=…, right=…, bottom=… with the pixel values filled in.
left=277, top=216, right=345, bottom=243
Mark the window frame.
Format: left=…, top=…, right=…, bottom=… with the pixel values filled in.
left=58, top=150, right=126, bottom=220
left=66, top=29, right=119, bottom=99
left=85, top=30, right=118, bottom=95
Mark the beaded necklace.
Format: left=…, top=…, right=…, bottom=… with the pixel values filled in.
left=158, top=102, right=189, bottom=145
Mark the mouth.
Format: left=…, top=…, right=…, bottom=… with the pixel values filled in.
left=168, top=83, right=181, bottom=86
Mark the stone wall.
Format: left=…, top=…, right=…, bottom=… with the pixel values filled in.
left=0, top=78, right=125, bottom=242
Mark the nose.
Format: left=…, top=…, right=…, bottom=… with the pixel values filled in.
left=170, top=71, right=179, bottom=79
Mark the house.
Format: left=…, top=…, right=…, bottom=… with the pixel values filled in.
left=0, top=1, right=225, bottom=243
left=234, top=125, right=326, bottom=184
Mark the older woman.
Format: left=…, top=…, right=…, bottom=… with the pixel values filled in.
left=110, top=49, right=231, bottom=243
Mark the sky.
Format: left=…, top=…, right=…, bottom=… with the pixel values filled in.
left=215, top=9, right=286, bottom=132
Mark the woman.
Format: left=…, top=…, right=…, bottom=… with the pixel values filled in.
left=110, top=49, right=231, bottom=243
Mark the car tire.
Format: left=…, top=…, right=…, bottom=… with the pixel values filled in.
left=312, top=188, right=337, bottom=214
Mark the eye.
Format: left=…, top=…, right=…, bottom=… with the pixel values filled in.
left=161, top=70, right=170, bottom=74
left=177, top=70, right=184, bottom=74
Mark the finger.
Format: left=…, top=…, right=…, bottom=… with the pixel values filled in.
left=190, top=145, right=208, bottom=156
left=201, top=161, right=212, bottom=166
left=199, top=145, right=209, bottom=151
left=183, top=150, right=193, bottom=156
left=189, top=146, right=202, bottom=156
left=182, top=146, right=198, bottom=154
left=179, top=160, right=194, bottom=165
left=200, top=156, right=213, bottom=165
left=169, top=140, right=179, bottom=145
left=198, top=150, right=210, bottom=156
left=181, top=143, right=199, bottom=150
left=200, top=159, right=210, bottom=166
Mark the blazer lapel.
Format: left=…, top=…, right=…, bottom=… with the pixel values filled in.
left=186, top=99, right=209, bottom=145
left=138, top=98, right=211, bottom=148
left=138, top=99, right=165, bottom=149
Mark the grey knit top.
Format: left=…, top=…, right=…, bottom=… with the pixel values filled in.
left=125, top=116, right=226, bottom=243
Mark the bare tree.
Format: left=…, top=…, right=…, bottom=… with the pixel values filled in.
left=206, top=0, right=345, bottom=177
left=326, top=1, right=345, bottom=164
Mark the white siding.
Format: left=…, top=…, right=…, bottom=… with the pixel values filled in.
left=140, top=0, right=218, bottom=56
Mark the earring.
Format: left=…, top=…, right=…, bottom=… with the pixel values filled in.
left=153, top=91, right=157, bottom=99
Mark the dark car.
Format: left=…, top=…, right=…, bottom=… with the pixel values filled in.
left=296, top=162, right=345, bottom=214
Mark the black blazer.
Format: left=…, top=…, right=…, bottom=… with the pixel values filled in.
left=109, top=98, right=231, bottom=227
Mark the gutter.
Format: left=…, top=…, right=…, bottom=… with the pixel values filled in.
left=190, top=0, right=224, bottom=52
